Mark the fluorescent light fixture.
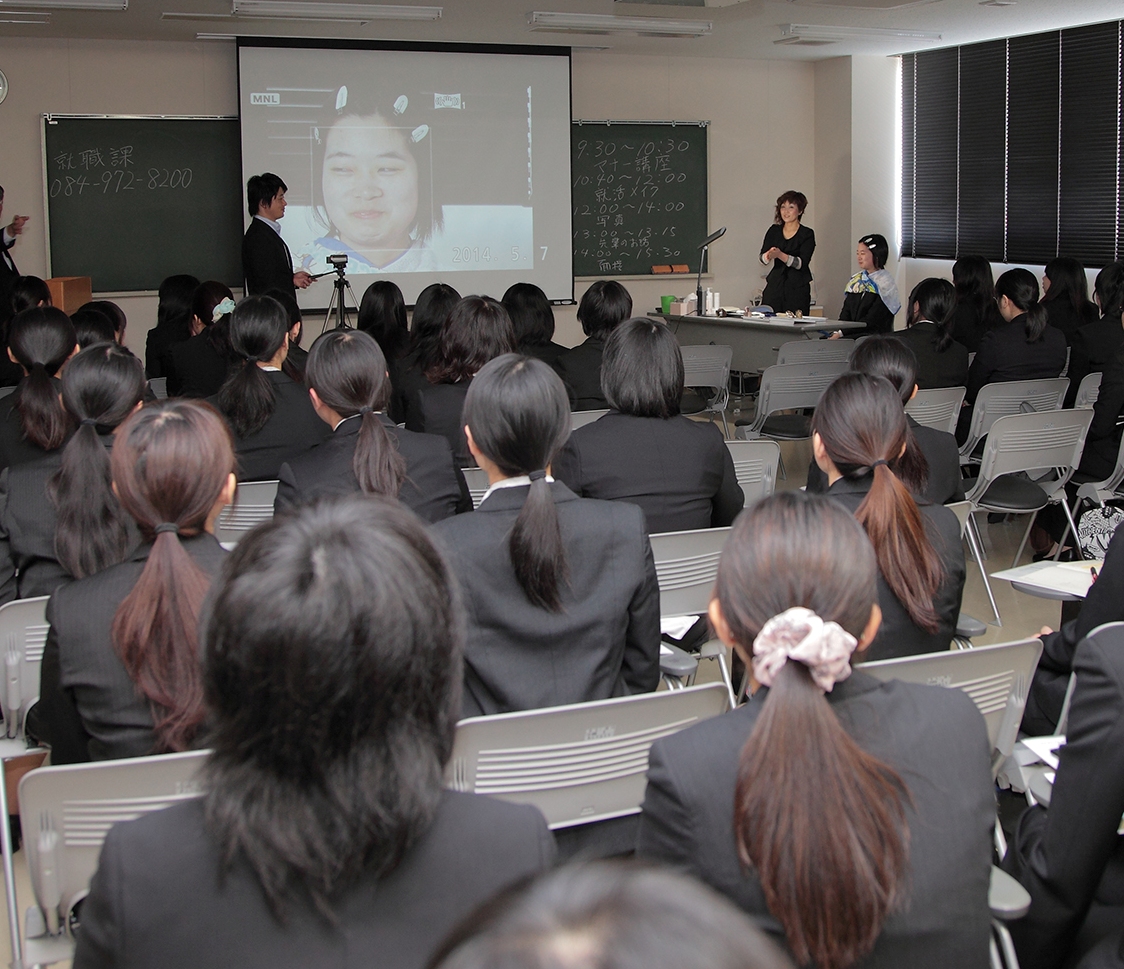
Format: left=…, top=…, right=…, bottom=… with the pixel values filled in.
left=231, top=0, right=440, bottom=21
left=164, top=10, right=233, bottom=19
left=0, top=9, right=50, bottom=19
left=0, top=0, right=124, bottom=8
left=776, top=22, right=941, bottom=42
left=527, top=11, right=711, bottom=37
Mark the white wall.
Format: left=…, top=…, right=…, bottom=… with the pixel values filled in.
left=813, top=57, right=852, bottom=319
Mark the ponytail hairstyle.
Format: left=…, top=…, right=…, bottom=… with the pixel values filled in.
left=264, top=288, right=305, bottom=383
left=906, top=277, right=956, bottom=352
left=49, top=344, right=146, bottom=579
left=717, top=492, right=910, bottom=969
left=1094, top=260, right=1124, bottom=325
left=193, top=280, right=236, bottom=358
left=425, top=296, right=516, bottom=385
left=10, top=276, right=52, bottom=317
left=110, top=400, right=235, bottom=753
left=1042, top=257, right=1098, bottom=326
left=462, top=354, right=571, bottom=611
left=7, top=307, right=77, bottom=451
left=811, top=372, right=944, bottom=633
left=995, top=268, right=1048, bottom=343
left=215, top=295, right=287, bottom=439
left=305, top=329, right=406, bottom=497
left=408, top=282, right=460, bottom=370
left=358, top=279, right=409, bottom=363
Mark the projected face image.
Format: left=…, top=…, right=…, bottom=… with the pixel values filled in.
left=322, top=114, right=420, bottom=267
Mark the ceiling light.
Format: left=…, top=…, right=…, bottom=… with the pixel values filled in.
left=775, top=22, right=941, bottom=43
left=230, top=0, right=440, bottom=21
left=0, top=0, right=124, bottom=8
left=527, top=11, right=711, bottom=37
left=164, top=10, right=233, bottom=19
left=0, top=8, right=50, bottom=19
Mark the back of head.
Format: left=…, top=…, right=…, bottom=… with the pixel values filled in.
left=906, top=277, right=956, bottom=349
left=1043, top=257, right=1092, bottom=315
left=410, top=282, right=461, bottom=367
left=247, top=172, right=286, bottom=217
left=8, top=307, right=77, bottom=451
left=502, top=283, right=556, bottom=349
left=429, top=861, right=794, bottom=969
left=464, top=354, right=571, bottom=610
left=952, top=255, right=994, bottom=304
left=1094, top=260, right=1124, bottom=323
left=358, top=280, right=409, bottom=361
left=203, top=495, right=461, bottom=915
left=86, top=300, right=126, bottom=336
left=426, top=295, right=516, bottom=384
left=51, top=343, right=147, bottom=580
left=601, top=318, right=684, bottom=419
left=158, top=274, right=200, bottom=334
left=70, top=306, right=117, bottom=349
left=110, top=400, right=236, bottom=754
left=715, top=492, right=910, bottom=969
left=857, top=233, right=889, bottom=270
left=192, top=280, right=236, bottom=353
left=265, top=288, right=305, bottom=381
left=995, top=268, right=1048, bottom=342
left=848, top=335, right=917, bottom=404
left=11, top=275, right=52, bottom=317
left=216, top=295, right=287, bottom=438
left=577, top=281, right=632, bottom=339
left=306, top=329, right=405, bottom=497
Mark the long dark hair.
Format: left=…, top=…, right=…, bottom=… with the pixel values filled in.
left=7, top=307, right=76, bottom=451
left=906, top=277, right=956, bottom=352
left=463, top=354, right=571, bottom=611
left=215, top=296, right=287, bottom=439
left=425, top=296, right=516, bottom=385
left=157, top=274, right=200, bottom=340
left=995, top=268, right=1048, bottom=342
left=952, top=255, right=1000, bottom=332
left=502, top=282, right=556, bottom=349
left=110, top=400, right=235, bottom=754
left=408, top=282, right=460, bottom=369
left=1042, top=257, right=1098, bottom=327
left=49, top=344, right=146, bottom=579
left=1094, top=260, right=1124, bottom=324
left=306, top=329, right=406, bottom=497
left=358, top=280, right=409, bottom=362
left=718, top=492, right=910, bottom=969
left=202, top=496, right=462, bottom=918
left=193, top=280, right=236, bottom=359
left=812, top=373, right=944, bottom=632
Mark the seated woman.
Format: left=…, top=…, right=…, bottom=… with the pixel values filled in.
left=0, top=307, right=77, bottom=473
left=357, top=279, right=409, bottom=392
left=275, top=329, right=469, bottom=522
left=432, top=353, right=660, bottom=718
left=502, top=282, right=567, bottom=368
left=555, top=280, right=632, bottom=410
left=70, top=305, right=118, bottom=349
left=391, top=281, right=460, bottom=425
left=554, top=318, right=743, bottom=534
left=1065, top=260, right=1124, bottom=410
left=212, top=295, right=328, bottom=481
left=951, top=255, right=1002, bottom=353
left=33, top=400, right=236, bottom=764
left=838, top=234, right=900, bottom=336
left=264, top=288, right=307, bottom=380
left=145, top=273, right=198, bottom=380
left=405, top=295, right=515, bottom=466
left=1041, top=256, right=1099, bottom=346
left=1, top=276, right=53, bottom=386
left=0, top=343, right=145, bottom=604
left=636, top=491, right=995, bottom=969
left=168, top=281, right=238, bottom=398
left=73, top=496, right=554, bottom=969
left=811, top=373, right=964, bottom=659
left=897, top=277, right=969, bottom=389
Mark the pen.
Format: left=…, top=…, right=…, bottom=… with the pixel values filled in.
left=1090, top=567, right=1098, bottom=583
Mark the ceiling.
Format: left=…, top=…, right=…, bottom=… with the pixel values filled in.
left=1, top=0, right=1121, bottom=60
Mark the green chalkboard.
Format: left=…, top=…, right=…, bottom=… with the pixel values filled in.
left=43, top=116, right=243, bottom=293
left=571, top=121, right=708, bottom=277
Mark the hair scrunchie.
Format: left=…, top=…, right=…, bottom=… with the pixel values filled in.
left=358, top=405, right=373, bottom=416
left=528, top=470, right=547, bottom=482
left=80, top=417, right=98, bottom=427
left=212, top=297, right=236, bottom=323
left=153, top=522, right=180, bottom=535
left=752, top=607, right=858, bottom=694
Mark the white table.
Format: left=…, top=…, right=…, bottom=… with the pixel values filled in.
left=990, top=560, right=1101, bottom=602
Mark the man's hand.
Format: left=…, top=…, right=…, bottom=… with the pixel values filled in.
left=293, top=271, right=313, bottom=289
left=6, top=216, right=29, bottom=237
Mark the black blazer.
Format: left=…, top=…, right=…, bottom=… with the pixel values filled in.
left=965, top=315, right=1068, bottom=405
left=897, top=321, right=970, bottom=390
left=1065, top=316, right=1124, bottom=408
left=1077, top=347, right=1124, bottom=481
left=1003, top=625, right=1124, bottom=969
left=553, top=412, right=744, bottom=534
left=827, top=476, right=965, bottom=659
left=636, top=672, right=995, bottom=969
left=212, top=370, right=330, bottom=482
left=405, top=380, right=472, bottom=467
left=951, top=299, right=1001, bottom=354
left=555, top=337, right=608, bottom=411
left=839, top=291, right=895, bottom=336
left=275, top=415, right=470, bottom=523
left=0, top=234, right=19, bottom=331
left=389, top=350, right=426, bottom=426
left=169, top=330, right=234, bottom=399
left=760, top=223, right=815, bottom=314
left=73, top=791, right=555, bottom=969
left=431, top=482, right=661, bottom=718
left=1045, top=296, right=1099, bottom=346
left=242, top=217, right=296, bottom=300
left=144, top=321, right=191, bottom=380
left=34, top=534, right=226, bottom=764
left=521, top=340, right=568, bottom=369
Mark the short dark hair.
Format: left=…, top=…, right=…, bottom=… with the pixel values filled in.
left=502, top=283, right=556, bottom=348
left=11, top=276, right=52, bottom=316
left=577, top=281, right=632, bottom=340
left=70, top=306, right=118, bottom=349
left=246, top=172, right=287, bottom=218
left=858, top=234, right=889, bottom=270
left=774, top=190, right=808, bottom=224
left=409, top=282, right=461, bottom=370
left=425, top=296, right=516, bottom=384
left=848, top=335, right=917, bottom=404
left=601, top=318, right=684, bottom=419
left=906, top=277, right=956, bottom=352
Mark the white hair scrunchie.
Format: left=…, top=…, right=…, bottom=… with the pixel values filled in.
left=752, top=607, right=858, bottom=694
left=212, top=297, right=236, bottom=323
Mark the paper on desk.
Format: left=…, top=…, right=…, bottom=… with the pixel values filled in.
left=1022, top=735, right=1066, bottom=769
left=661, top=615, right=699, bottom=640
left=991, top=561, right=1102, bottom=597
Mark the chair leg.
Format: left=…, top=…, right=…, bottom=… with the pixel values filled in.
left=776, top=450, right=787, bottom=481
left=1058, top=499, right=1084, bottom=561
left=1012, top=514, right=1036, bottom=568
left=719, top=410, right=731, bottom=440
left=967, top=514, right=1003, bottom=626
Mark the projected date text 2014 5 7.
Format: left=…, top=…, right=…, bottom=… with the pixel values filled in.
left=49, top=168, right=195, bottom=198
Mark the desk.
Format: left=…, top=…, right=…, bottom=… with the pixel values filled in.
left=990, top=560, right=1100, bottom=602
left=652, top=313, right=866, bottom=372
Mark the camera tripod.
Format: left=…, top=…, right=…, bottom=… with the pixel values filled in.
left=320, top=263, right=360, bottom=333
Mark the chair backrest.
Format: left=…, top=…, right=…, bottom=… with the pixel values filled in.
left=0, top=596, right=50, bottom=737
left=461, top=466, right=490, bottom=509
left=679, top=345, right=732, bottom=393
left=724, top=440, right=780, bottom=507
left=18, top=749, right=210, bottom=934
left=1076, top=430, right=1124, bottom=503
left=148, top=377, right=168, bottom=400
left=0, top=387, right=15, bottom=400
left=748, top=361, right=849, bottom=432
left=945, top=499, right=972, bottom=538
left=571, top=408, right=610, bottom=430
left=1074, top=371, right=1102, bottom=410
left=446, top=684, right=729, bottom=829
left=861, top=637, right=1043, bottom=775
left=775, top=339, right=854, bottom=366
left=649, top=527, right=731, bottom=617
left=906, top=386, right=967, bottom=435
left=961, top=377, right=1070, bottom=455
left=213, top=480, right=279, bottom=546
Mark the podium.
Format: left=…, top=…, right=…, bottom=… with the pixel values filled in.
left=45, top=276, right=92, bottom=313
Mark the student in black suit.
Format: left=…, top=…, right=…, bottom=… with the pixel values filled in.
left=555, top=280, right=632, bottom=410
left=391, top=281, right=460, bottom=425
left=168, top=281, right=237, bottom=398
left=145, top=274, right=198, bottom=379
left=0, top=276, right=50, bottom=389
left=264, top=288, right=308, bottom=382
left=1041, top=256, right=1099, bottom=346
left=553, top=318, right=743, bottom=534
left=275, top=329, right=469, bottom=522
left=812, top=373, right=964, bottom=659
left=405, top=296, right=515, bottom=467
left=1003, top=621, right=1124, bottom=969
left=951, top=255, right=1002, bottom=353
left=838, top=234, right=900, bottom=336
left=636, top=492, right=994, bottom=969
left=72, top=496, right=554, bottom=969
left=32, top=400, right=236, bottom=764
left=357, top=279, right=409, bottom=391
left=431, top=354, right=660, bottom=719
left=0, top=187, right=29, bottom=334
left=897, top=277, right=970, bottom=389
left=211, top=295, right=328, bottom=481
left=0, top=343, right=145, bottom=604
left=241, top=172, right=313, bottom=299
left=1065, top=260, right=1124, bottom=408
left=502, top=282, right=567, bottom=368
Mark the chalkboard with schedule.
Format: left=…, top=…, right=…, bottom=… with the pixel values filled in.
left=571, top=121, right=708, bottom=277
left=42, top=116, right=244, bottom=292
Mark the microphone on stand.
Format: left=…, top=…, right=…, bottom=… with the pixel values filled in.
left=696, top=227, right=726, bottom=316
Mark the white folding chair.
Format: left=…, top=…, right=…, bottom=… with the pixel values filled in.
left=775, top=338, right=853, bottom=366
left=0, top=388, right=16, bottom=401
left=734, top=361, right=848, bottom=441
left=945, top=501, right=991, bottom=642
left=680, top=345, right=733, bottom=438
left=1072, top=371, right=1101, bottom=410
left=447, top=684, right=729, bottom=830
left=724, top=439, right=780, bottom=508
left=571, top=408, right=610, bottom=430
left=959, top=378, right=1070, bottom=461
left=906, top=386, right=967, bottom=435
left=14, top=749, right=210, bottom=968
left=213, top=480, right=279, bottom=548
left=147, top=377, right=168, bottom=400
left=460, top=467, right=490, bottom=509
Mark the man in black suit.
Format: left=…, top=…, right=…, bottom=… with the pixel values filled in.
left=0, top=186, right=30, bottom=329
left=241, top=173, right=313, bottom=300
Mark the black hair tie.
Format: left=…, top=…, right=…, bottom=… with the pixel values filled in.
left=154, top=522, right=179, bottom=535
left=358, top=405, right=373, bottom=416
left=871, top=459, right=889, bottom=469
left=80, top=418, right=97, bottom=427
left=528, top=470, right=547, bottom=481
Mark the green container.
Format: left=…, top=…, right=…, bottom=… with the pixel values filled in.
left=661, top=295, right=675, bottom=314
